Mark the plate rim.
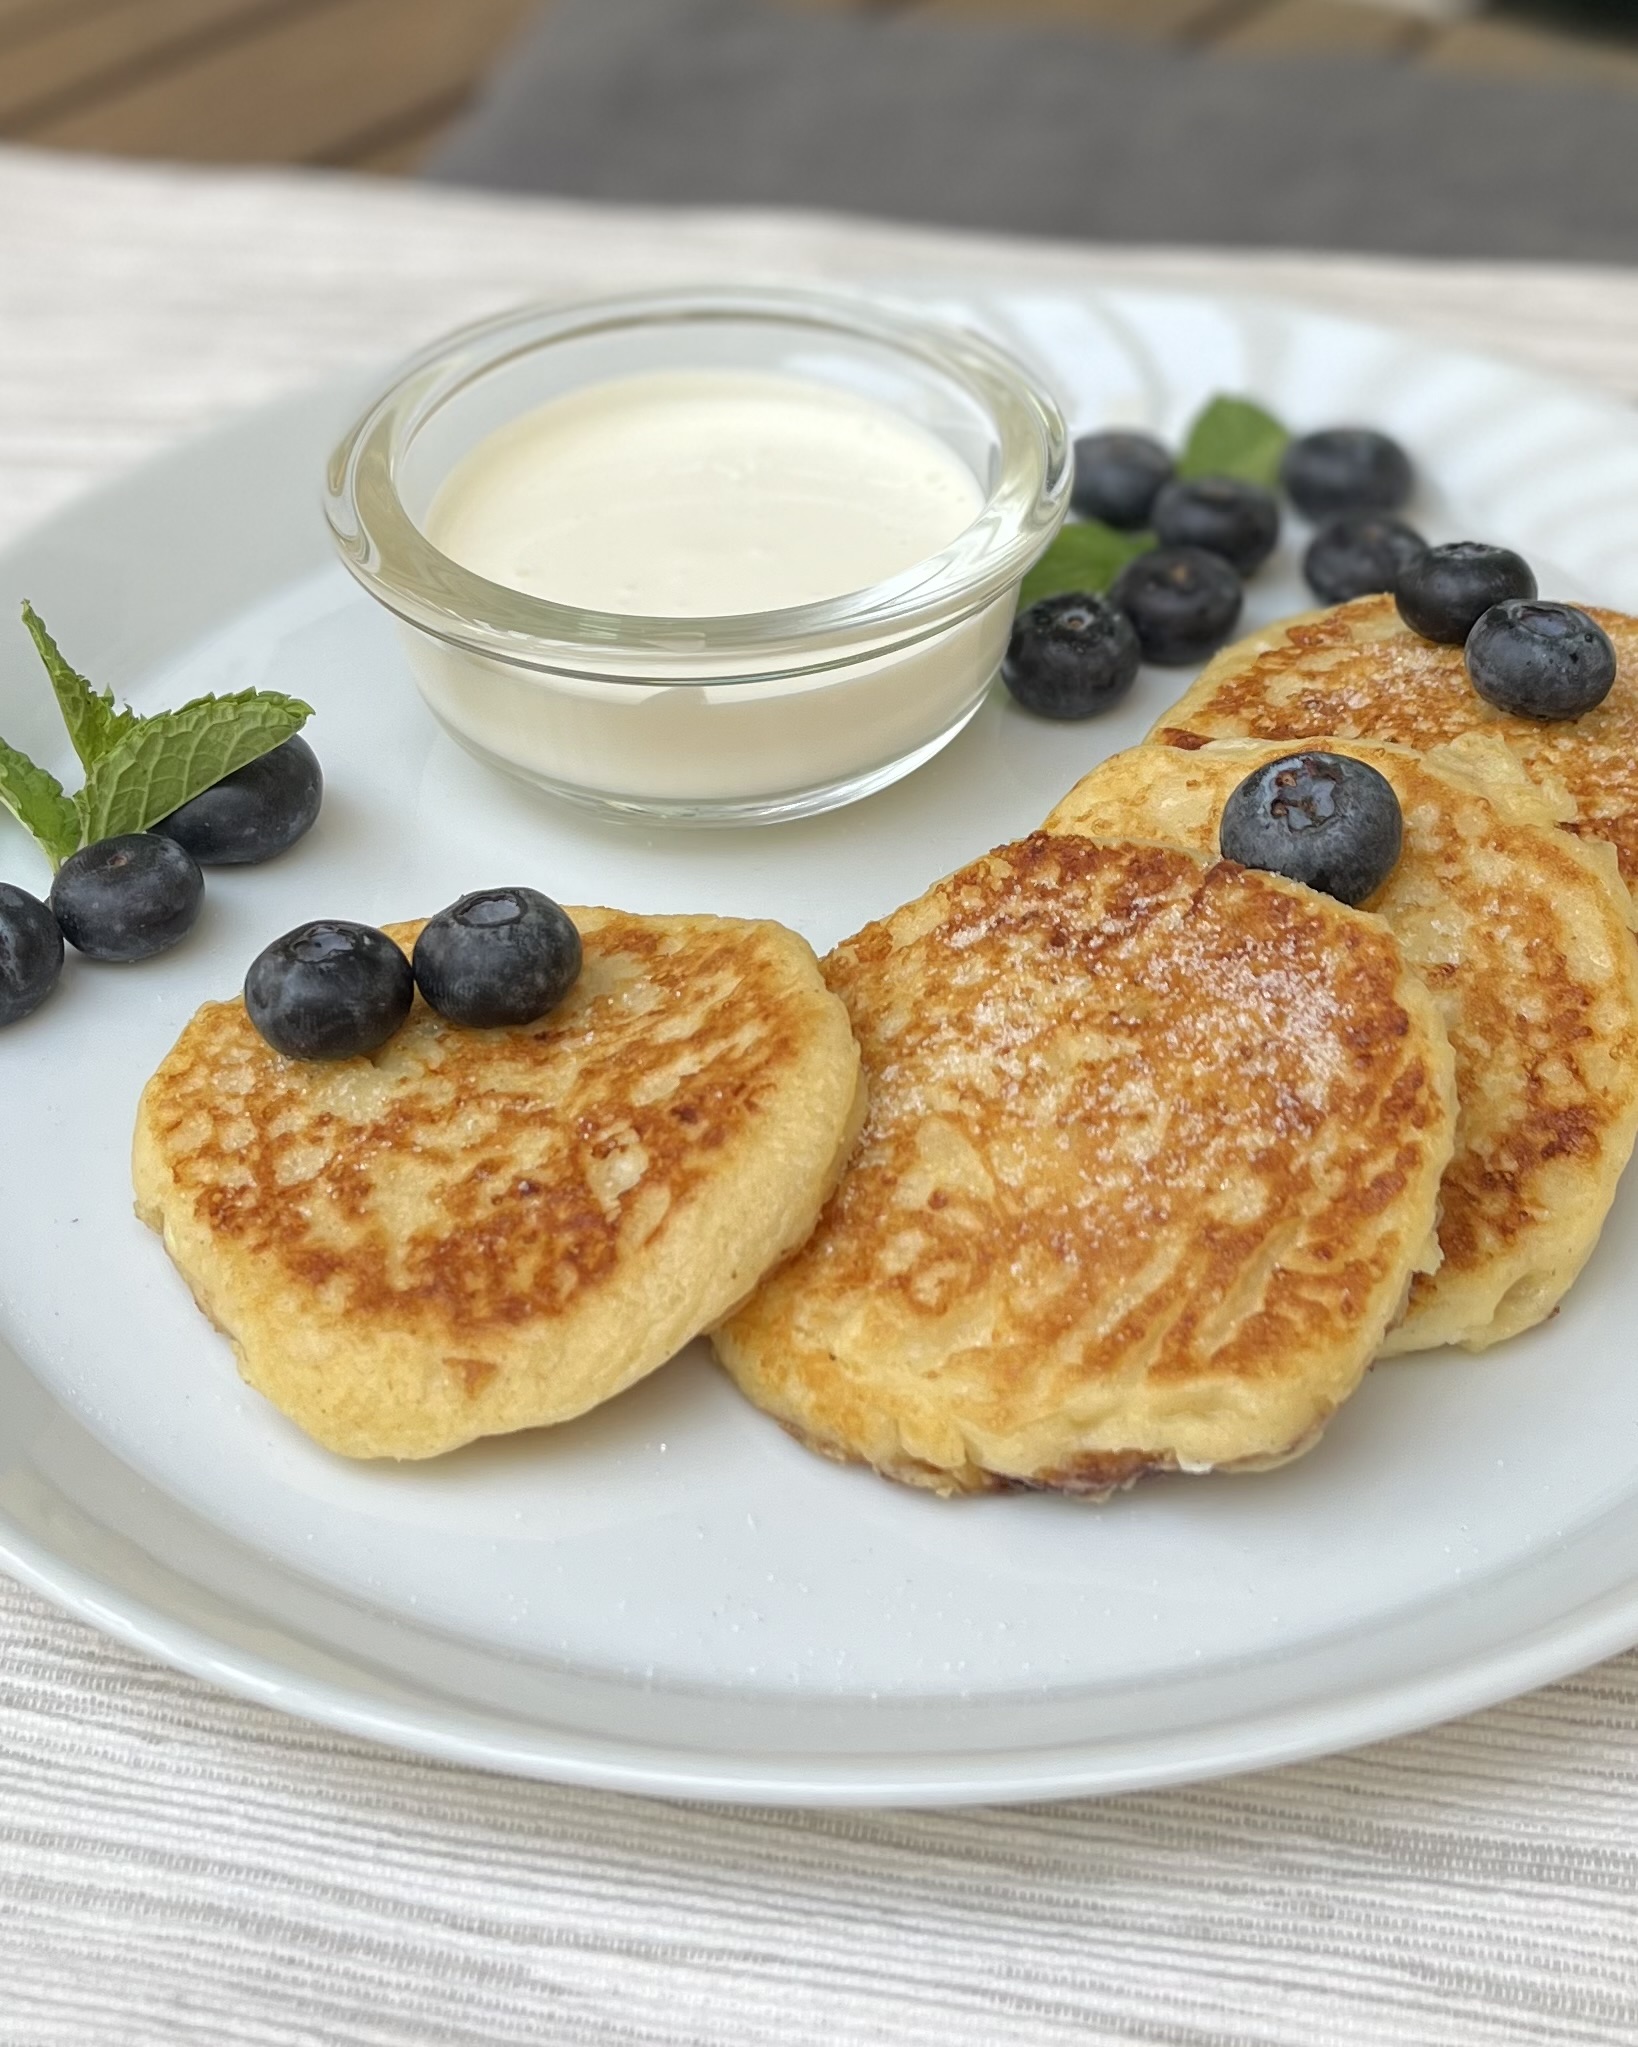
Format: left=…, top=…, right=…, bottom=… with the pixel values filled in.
left=5, top=1510, right=1637, bottom=1807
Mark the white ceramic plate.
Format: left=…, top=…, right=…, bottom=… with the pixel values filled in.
left=5, top=285, right=1638, bottom=1808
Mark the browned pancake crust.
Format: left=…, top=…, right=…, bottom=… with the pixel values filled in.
left=135, top=909, right=863, bottom=1458
left=1044, top=739, right=1638, bottom=1352
left=715, top=836, right=1455, bottom=1496
left=1151, top=594, right=1638, bottom=886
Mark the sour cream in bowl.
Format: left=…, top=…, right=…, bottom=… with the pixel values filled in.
left=326, top=288, right=1070, bottom=825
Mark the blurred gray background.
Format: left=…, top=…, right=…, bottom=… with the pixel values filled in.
left=6, top=0, right=1638, bottom=260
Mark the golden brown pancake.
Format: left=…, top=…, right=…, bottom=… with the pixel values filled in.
left=1045, top=739, right=1638, bottom=1353
left=1151, top=594, right=1638, bottom=887
left=714, top=836, right=1455, bottom=1496
left=134, top=909, right=865, bottom=1459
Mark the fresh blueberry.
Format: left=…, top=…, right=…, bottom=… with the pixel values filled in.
left=413, top=888, right=582, bottom=1030
left=245, top=920, right=414, bottom=1060
left=1001, top=593, right=1142, bottom=720
left=1303, top=514, right=1428, bottom=604
left=1395, top=541, right=1537, bottom=645
left=153, top=734, right=322, bottom=866
left=1281, top=429, right=1414, bottom=521
left=1108, top=546, right=1244, bottom=667
left=1465, top=600, right=1617, bottom=721
left=1070, top=431, right=1173, bottom=530
left=1220, top=751, right=1403, bottom=907
left=1151, top=476, right=1279, bottom=577
left=49, top=833, right=203, bottom=963
left=0, top=882, right=64, bottom=1027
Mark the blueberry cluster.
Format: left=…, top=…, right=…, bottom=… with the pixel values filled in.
left=0, top=735, right=323, bottom=1031
left=1389, top=540, right=1615, bottom=721
left=1004, top=423, right=1425, bottom=721
left=246, top=888, right=582, bottom=1061
left=1288, top=443, right=1616, bottom=725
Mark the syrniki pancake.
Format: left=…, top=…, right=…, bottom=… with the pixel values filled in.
left=134, top=909, right=865, bottom=1459
left=714, top=836, right=1456, bottom=1497
left=1151, top=594, right=1638, bottom=886
left=1045, top=739, right=1638, bottom=1354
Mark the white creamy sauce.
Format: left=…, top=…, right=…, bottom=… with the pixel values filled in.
left=425, top=369, right=984, bottom=616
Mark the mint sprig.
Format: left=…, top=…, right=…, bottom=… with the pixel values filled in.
left=0, top=605, right=313, bottom=869
left=1177, top=395, right=1290, bottom=487
left=21, top=602, right=139, bottom=772
left=1019, top=521, right=1152, bottom=610
left=0, top=737, right=79, bottom=868
left=76, top=691, right=311, bottom=845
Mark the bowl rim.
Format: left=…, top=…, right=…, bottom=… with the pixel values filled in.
left=323, top=284, right=1070, bottom=685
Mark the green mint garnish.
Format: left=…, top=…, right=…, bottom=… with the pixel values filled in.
left=0, top=736, right=79, bottom=868
left=76, top=691, right=312, bottom=845
left=21, top=602, right=139, bottom=772
left=0, top=605, right=313, bottom=869
left=1177, top=395, right=1290, bottom=487
left=1019, top=521, right=1152, bottom=611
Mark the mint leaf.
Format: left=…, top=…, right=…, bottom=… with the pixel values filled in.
left=0, top=735, right=79, bottom=868
left=21, top=602, right=139, bottom=771
left=77, top=690, right=312, bottom=844
left=1020, top=522, right=1152, bottom=611
left=1178, top=396, right=1289, bottom=487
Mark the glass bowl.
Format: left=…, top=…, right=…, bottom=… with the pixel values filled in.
left=324, top=286, right=1070, bottom=825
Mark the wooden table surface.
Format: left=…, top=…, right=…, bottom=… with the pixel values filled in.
left=2, top=0, right=1636, bottom=180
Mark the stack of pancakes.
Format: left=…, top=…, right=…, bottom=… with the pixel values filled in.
left=715, top=597, right=1638, bottom=1496
left=135, top=596, right=1638, bottom=1494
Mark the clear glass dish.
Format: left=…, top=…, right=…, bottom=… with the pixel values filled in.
left=324, top=286, right=1070, bottom=825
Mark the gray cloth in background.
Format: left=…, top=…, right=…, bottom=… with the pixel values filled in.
left=429, top=0, right=1634, bottom=262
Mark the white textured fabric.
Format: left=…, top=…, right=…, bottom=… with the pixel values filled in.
left=3, top=144, right=1638, bottom=2045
